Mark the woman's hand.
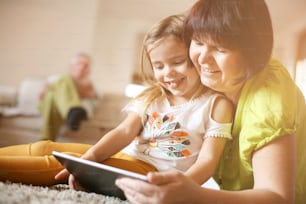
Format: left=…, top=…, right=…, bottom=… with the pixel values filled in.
left=115, top=170, right=203, bottom=204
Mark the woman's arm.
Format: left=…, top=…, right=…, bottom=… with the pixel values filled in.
left=185, top=96, right=233, bottom=184
left=116, top=134, right=295, bottom=204
left=251, top=134, right=295, bottom=203
left=201, top=134, right=295, bottom=204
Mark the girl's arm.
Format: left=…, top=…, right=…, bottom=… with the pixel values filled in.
left=55, top=112, right=142, bottom=182
left=82, top=112, right=143, bottom=162
left=185, top=137, right=228, bottom=184
left=185, top=96, right=234, bottom=184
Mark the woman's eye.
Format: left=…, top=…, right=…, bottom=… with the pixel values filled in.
left=217, top=48, right=226, bottom=53
left=215, top=46, right=227, bottom=53
left=192, top=39, right=202, bottom=46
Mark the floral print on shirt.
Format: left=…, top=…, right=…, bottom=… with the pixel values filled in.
left=141, top=111, right=191, bottom=158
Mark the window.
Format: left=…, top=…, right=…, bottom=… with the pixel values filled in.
left=296, top=59, right=306, bottom=98
left=295, top=29, right=306, bottom=99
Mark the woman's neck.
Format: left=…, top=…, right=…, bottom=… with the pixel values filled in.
left=224, top=83, right=245, bottom=107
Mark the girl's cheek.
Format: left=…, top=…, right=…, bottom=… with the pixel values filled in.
left=153, top=72, right=161, bottom=81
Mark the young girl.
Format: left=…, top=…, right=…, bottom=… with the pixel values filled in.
left=0, top=15, right=233, bottom=190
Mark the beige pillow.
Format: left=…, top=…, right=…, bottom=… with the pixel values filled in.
left=0, top=85, right=17, bottom=106
left=17, top=78, right=45, bottom=115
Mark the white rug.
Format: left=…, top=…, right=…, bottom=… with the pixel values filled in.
left=0, top=181, right=129, bottom=204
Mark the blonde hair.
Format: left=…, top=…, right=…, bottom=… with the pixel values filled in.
left=132, top=14, right=205, bottom=120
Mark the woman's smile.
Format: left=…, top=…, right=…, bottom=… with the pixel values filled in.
left=200, top=66, right=220, bottom=74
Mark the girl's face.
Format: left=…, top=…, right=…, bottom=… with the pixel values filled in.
left=189, top=38, right=248, bottom=96
left=149, top=35, right=200, bottom=101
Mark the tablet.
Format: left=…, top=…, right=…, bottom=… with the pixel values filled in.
left=52, top=151, right=148, bottom=200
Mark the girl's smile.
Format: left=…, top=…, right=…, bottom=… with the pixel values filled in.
left=165, top=77, right=184, bottom=88
left=149, top=35, right=200, bottom=102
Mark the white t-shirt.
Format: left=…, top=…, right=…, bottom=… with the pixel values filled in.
left=122, top=90, right=232, bottom=171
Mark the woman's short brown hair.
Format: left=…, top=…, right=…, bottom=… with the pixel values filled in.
left=184, top=0, right=273, bottom=74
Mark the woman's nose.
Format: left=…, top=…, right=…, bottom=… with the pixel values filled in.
left=198, top=46, right=212, bottom=64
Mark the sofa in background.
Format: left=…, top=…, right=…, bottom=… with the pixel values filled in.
left=0, top=78, right=130, bottom=147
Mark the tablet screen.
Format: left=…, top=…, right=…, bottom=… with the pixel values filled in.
left=52, top=151, right=148, bottom=200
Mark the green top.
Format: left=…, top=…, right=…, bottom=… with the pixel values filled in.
left=214, top=59, right=306, bottom=203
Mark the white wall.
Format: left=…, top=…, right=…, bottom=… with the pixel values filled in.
left=0, top=0, right=98, bottom=87
left=266, top=0, right=306, bottom=77
left=0, top=0, right=196, bottom=94
left=1, top=0, right=305, bottom=94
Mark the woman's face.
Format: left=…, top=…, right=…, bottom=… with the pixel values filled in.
left=189, top=38, right=248, bottom=95
left=149, top=35, right=200, bottom=101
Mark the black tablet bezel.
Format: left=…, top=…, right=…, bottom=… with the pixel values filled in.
left=52, top=151, right=148, bottom=199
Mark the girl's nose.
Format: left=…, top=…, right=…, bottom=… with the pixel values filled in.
left=164, top=65, right=176, bottom=77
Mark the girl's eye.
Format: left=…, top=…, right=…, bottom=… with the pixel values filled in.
left=153, top=64, right=163, bottom=70
left=173, top=60, right=185, bottom=65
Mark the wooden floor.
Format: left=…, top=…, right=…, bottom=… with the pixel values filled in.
left=0, top=125, right=40, bottom=147
left=0, top=119, right=112, bottom=147
left=0, top=93, right=129, bottom=147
